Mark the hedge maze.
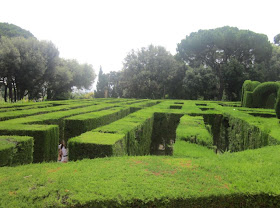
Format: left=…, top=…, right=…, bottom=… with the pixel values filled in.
left=1, top=97, right=280, bottom=207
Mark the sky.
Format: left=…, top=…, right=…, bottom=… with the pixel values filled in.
left=1, top=0, right=279, bottom=89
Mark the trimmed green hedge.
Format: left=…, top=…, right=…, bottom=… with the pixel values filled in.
left=68, top=132, right=126, bottom=160
left=176, top=115, right=213, bottom=148
left=241, top=80, right=280, bottom=118
left=150, top=113, right=182, bottom=155
left=241, top=80, right=260, bottom=107
left=0, top=99, right=154, bottom=163
left=242, top=91, right=254, bottom=107
left=225, top=113, right=278, bottom=152
left=65, top=107, right=130, bottom=140
left=0, top=125, right=59, bottom=163
left=276, top=90, right=280, bottom=119
left=68, top=109, right=155, bottom=160
left=0, top=102, right=94, bottom=121
left=252, top=82, right=280, bottom=108
left=1, top=99, right=280, bottom=207
left=0, top=136, right=33, bottom=166
left=0, top=103, right=116, bottom=162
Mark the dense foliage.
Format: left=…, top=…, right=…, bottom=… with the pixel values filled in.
left=0, top=23, right=96, bottom=102
left=96, top=27, right=280, bottom=101
left=0, top=22, right=34, bottom=38
left=1, top=23, right=280, bottom=102
left=120, top=45, right=182, bottom=99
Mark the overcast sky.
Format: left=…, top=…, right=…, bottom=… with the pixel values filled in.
left=1, top=0, right=279, bottom=88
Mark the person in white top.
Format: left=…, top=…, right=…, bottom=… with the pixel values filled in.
left=60, top=140, right=68, bottom=163
left=58, top=143, right=62, bottom=161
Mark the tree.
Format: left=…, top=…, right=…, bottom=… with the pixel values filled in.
left=274, top=34, right=280, bottom=46
left=222, top=58, right=247, bottom=101
left=177, top=26, right=272, bottom=99
left=47, top=59, right=96, bottom=100
left=166, top=54, right=187, bottom=99
left=265, top=44, right=280, bottom=81
left=40, top=40, right=60, bottom=99
left=94, top=66, right=109, bottom=98
left=107, top=71, right=122, bottom=98
left=183, top=66, right=218, bottom=100
left=11, top=37, right=47, bottom=100
left=0, top=36, right=21, bottom=102
left=0, top=22, right=34, bottom=39
left=0, top=23, right=96, bottom=102
left=0, top=37, right=58, bottom=101
left=121, top=45, right=180, bottom=99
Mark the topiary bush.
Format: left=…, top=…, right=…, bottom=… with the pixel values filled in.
left=241, top=80, right=260, bottom=107
left=252, top=82, right=280, bottom=108
left=275, top=90, right=280, bottom=119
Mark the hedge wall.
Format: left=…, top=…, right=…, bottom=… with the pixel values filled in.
left=64, top=107, right=130, bottom=140
left=1, top=99, right=280, bottom=206
left=276, top=90, right=280, bottom=119
left=68, top=132, right=126, bottom=161
left=241, top=80, right=280, bottom=118
left=176, top=115, right=213, bottom=148
left=0, top=136, right=33, bottom=166
left=252, top=82, right=280, bottom=108
left=150, top=113, right=182, bottom=155
left=0, top=125, right=59, bottom=163
left=68, top=109, right=155, bottom=160
left=225, top=113, right=279, bottom=152
left=241, top=80, right=260, bottom=107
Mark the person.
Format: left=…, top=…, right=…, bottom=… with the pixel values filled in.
left=60, top=140, right=68, bottom=163
left=58, top=143, right=62, bottom=162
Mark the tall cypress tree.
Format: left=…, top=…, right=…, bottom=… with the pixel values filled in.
left=94, top=66, right=108, bottom=98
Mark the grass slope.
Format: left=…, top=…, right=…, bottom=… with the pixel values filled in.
left=1, top=143, right=280, bottom=207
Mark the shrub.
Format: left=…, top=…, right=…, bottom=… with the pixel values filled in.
left=241, top=80, right=260, bottom=107
left=252, top=82, right=280, bottom=108
left=275, top=90, right=280, bottom=119
left=0, top=136, right=33, bottom=166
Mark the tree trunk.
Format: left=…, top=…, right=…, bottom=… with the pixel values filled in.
left=216, top=66, right=225, bottom=100
left=17, top=89, right=21, bottom=101
left=20, top=89, right=25, bottom=100
left=8, top=83, right=13, bottom=102
left=13, top=85, right=17, bottom=102
left=4, top=84, right=7, bottom=102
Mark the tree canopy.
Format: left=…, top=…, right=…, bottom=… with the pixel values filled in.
left=274, top=34, right=280, bottom=46
left=120, top=45, right=181, bottom=99
left=1, top=23, right=279, bottom=102
left=177, top=26, right=272, bottom=99
left=0, top=23, right=34, bottom=38
left=94, top=67, right=108, bottom=98
left=0, top=36, right=96, bottom=102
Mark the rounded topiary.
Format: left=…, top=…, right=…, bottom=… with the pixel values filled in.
left=241, top=80, right=260, bottom=107
left=275, top=90, right=280, bottom=119
left=252, top=82, right=280, bottom=108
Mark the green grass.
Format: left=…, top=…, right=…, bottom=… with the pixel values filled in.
left=176, top=115, right=213, bottom=147
left=69, top=132, right=125, bottom=145
left=1, top=144, right=280, bottom=207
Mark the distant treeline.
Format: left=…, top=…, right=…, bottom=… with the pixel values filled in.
left=0, top=23, right=96, bottom=102
left=1, top=23, right=280, bottom=102
left=95, top=27, right=280, bottom=101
